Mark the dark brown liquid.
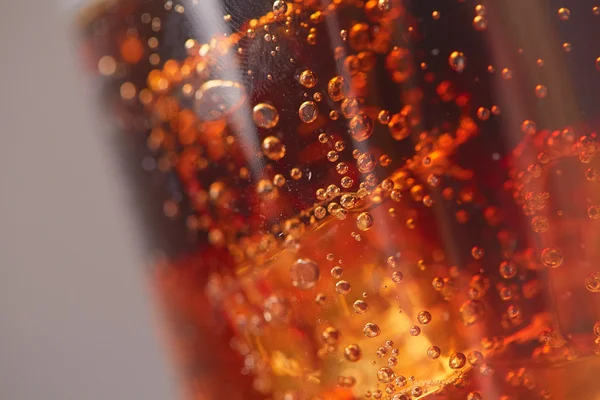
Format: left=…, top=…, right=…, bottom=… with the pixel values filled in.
left=79, top=0, right=600, bottom=398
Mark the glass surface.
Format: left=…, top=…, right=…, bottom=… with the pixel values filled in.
left=78, top=0, right=600, bottom=398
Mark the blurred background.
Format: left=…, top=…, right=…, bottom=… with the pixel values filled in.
left=0, top=1, right=178, bottom=398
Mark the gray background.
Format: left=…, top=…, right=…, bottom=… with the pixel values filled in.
left=0, top=1, right=178, bottom=398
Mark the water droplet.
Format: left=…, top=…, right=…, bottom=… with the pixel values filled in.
left=449, top=352, right=467, bottom=369
left=299, top=69, right=317, bottom=88
left=585, top=272, right=600, bottom=292
left=427, top=345, right=441, bottom=359
left=449, top=51, right=467, bottom=73
left=475, top=4, right=486, bottom=15
left=194, top=80, right=246, bottom=121
left=594, top=321, right=600, bottom=337
left=336, top=280, right=351, bottom=295
left=531, top=216, right=549, bottom=233
left=363, top=322, right=381, bottom=338
left=344, top=344, right=362, bottom=361
left=499, top=260, right=517, bottom=279
left=541, top=247, right=563, bottom=268
left=290, top=258, right=320, bottom=289
left=299, top=101, right=319, bottom=123
left=262, top=136, right=286, bottom=160
left=322, top=327, right=340, bottom=344
left=327, top=76, right=349, bottom=101
left=417, top=311, right=432, bottom=325
left=356, top=212, right=374, bottom=231
left=459, top=299, right=485, bottom=325
left=377, top=367, right=395, bottom=383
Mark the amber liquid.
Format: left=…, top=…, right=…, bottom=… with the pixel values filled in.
left=79, top=0, right=600, bottom=398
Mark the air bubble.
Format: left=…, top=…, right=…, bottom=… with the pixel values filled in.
left=531, top=216, right=549, bottom=233
left=541, top=247, right=563, bottom=268
left=299, top=101, right=319, bottom=123
left=336, top=280, right=351, bottom=295
left=322, top=327, right=341, bottom=344
left=557, top=7, right=571, bottom=20
left=349, top=114, right=374, bottom=142
left=391, top=271, right=403, bottom=283
left=499, top=261, right=517, bottom=278
left=353, top=299, right=368, bottom=313
left=449, top=352, right=467, bottom=369
left=262, top=136, right=286, bottom=160
left=460, top=299, right=485, bottom=325
left=327, top=76, right=349, bottom=101
left=357, top=212, right=374, bottom=231
left=344, top=344, right=362, bottom=361
left=449, top=51, right=467, bottom=73
left=377, top=367, right=395, bottom=383
left=299, top=70, right=317, bottom=88
left=363, top=322, right=381, bottom=338
left=585, top=272, right=600, bottom=292
left=290, top=258, right=320, bottom=289
left=417, top=311, right=432, bottom=325
left=427, top=346, right=441, bottom=359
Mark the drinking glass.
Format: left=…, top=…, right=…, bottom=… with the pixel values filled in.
left=77, top=0, right=600, bottom=398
